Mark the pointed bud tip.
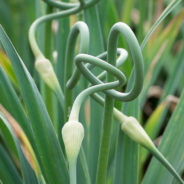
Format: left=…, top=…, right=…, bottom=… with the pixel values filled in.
left=62, top=121, right=84, bottom=162
left=35, top=57, right=59, bottom=90
left=121, top=116, right=154, bottom=149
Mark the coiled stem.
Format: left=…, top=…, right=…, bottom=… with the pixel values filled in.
left=28, top=0, right=101, bottom=113
left=28, top=1, right=183, bottom=182
left=64, top=22, right=89, bottom=121
left=65, top=22, right=183, bottom=184
left=29, top=0, right=100, bottom=59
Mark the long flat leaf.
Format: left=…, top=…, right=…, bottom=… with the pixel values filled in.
left=0, top=113, right=39, bottom=184
left=141, top=0, right=182, bottom=49
left=161, top=47, right=184, bottom=101
left=0, top=49, right=18, bottom=88
left=0, top=144, right=22, bottom=184
left=140, top=100, right=168, bottom=167
left=142, top=90, right=184, bottom=184
left=0, top=25, right=69, bottom=184
left=140, top=9, right=184, bottom=106
left=0, top=66, right=35, bottom=148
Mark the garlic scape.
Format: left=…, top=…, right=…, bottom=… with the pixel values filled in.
left=113, top=109, right=184, bottom=184
left=62, top=58, right=126, bottom=184
left=62, top=120, right=84, bottom=184
left=35, top=56, right=60, bottom=92
left=62, top=121, right=84, bottom=164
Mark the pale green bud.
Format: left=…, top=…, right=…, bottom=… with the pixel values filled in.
left=121, top=116, right=154, bottom=149
left=62, top=121, right=84, bottom=163
left=35, top=57, right=60, bottom=91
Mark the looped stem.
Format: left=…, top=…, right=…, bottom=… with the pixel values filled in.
left=69, top=53, right=126, bottom=121
left=68, top=48, right=128, bottom=88
left=67, top=22, right=144, bottom=102
left=64, top=22, right=89, bottom=121
left=29, top=6, right=80, bottom=58
left=43, top=0, right=100, bottom=10
left=29, top=0, right=100, bottom=59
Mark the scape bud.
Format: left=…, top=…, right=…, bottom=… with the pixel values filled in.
left=35, top=57, right=60, bottom=91
left=62, top=121, right=84, bottom=163
left=121, top=116, right=154, bottom=150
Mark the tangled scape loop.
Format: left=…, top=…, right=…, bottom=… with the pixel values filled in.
left=29, top=0, right=144, bottom=106
left=27, top=1, right=184, bottom=184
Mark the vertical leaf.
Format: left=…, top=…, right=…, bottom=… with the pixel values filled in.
left=0, top=25, right=69, bottom=184
left=142, top=90, right=184, bottom=184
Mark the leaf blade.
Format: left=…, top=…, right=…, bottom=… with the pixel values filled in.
left=0, top=25, right=69, bottom=184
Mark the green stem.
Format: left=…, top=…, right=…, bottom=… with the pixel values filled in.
left=95, top=21, right=119, bottom=184
left=69, top=82, right=121, bottom=122
left=95, top=97, right=114, bottom=184
left=149, top=146, right=184, bottom=184
left=68, top=23, right=144, bottom=102
left=69, top=48, right=127, bottom=88
left=79, top=148, right=91, bottom=184
left=64, top=22, right=89, bottom=121
left=43, top=0, right=77, bottom=9
left=44, top=6, right=52, bottom=59
left=43, top=0, right=100, bottom=10
left=28, top=0, right=101, bottom=120
left=29, top=6, right=80, bottom=58
left=55, top=88, right=64, bottom=111
left=68, top=53, right=125, bottom=121
left=69, top=161, right=77, bottom=184
left=43, top=5, right=55, bottom=122
left=92, top=93, right=184, bottom=184
left=65, top=22, right=143, bottom=183
left=29, top=0, right=101, bottom=59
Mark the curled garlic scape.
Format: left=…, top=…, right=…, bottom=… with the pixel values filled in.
left=114, top=109, right=184, bottom=184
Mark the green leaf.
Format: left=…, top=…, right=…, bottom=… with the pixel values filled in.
left=161, top=47, right=184, bottom=101
left=84, top=4, right=105, bottom=55
left=0, top=144, right=22, bottom=184
left=0, top=25, right=69, bottom=184
left=140, top=101, right=168, bottom=166
left=141, top=0, right=182, bottom=49
left=142, top=89, right=184, bottom=184
left=0, top=66, right=35, bottom=148
left=140, top=9, right=184, bottom=106
left=0, top=113, right=39, bottom=184
left=121, top=0, right=135, bottom=25
left=0, top=49, right=18, bottom=88
left=144, top=101, right=168, bottom=140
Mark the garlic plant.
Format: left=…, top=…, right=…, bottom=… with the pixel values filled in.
left=0, top=0, right=184, bottom=184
